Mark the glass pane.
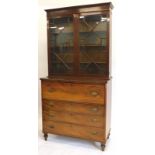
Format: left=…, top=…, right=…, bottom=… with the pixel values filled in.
left=49, top=16, right=73, bottom=74
left=79, top=14, right=108, bottom=75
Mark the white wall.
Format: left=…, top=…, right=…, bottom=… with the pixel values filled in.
left=38, top=7, right=47, bottom=110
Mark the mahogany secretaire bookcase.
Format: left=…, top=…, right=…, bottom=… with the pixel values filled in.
left=40, top=2, right=113, bottom=151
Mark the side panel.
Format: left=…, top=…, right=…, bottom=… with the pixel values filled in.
left=105, top=80, right=112, bottom=139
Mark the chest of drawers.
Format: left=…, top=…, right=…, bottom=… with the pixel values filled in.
left=41, top=78, right=111, bottom=151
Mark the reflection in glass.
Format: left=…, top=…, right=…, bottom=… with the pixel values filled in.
left=49, top=17, right=73, bottom=74
left=79, top=14, right=108, bottom=75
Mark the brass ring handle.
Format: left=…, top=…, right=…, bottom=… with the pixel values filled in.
left=48, top=101, right=54, bottom=106
left=90, top=91, right=99, bottom=96
left=91, top=131, right=98, bottom=135
left=91, top=118, right=97, bottom=122
left=48, top=88, right=55, bottom=93
left=49, top=115, right=55, bottom=118
left=49, top=125, right=54, bottom=129
left=91, top=107, right=98, bottom=112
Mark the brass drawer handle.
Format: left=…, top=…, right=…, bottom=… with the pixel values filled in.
left=49, top=114, right=55, bottom=118
left=90, top=91, right=99, bottom=96
left=91, top=131, right=98, bottom=135
left=49, top=125, right=54, bottom=129
left=91, top=118, right=97, bottom=122
left=48, top=101, right=54, bottom=106
left=48, top=88, right=55, bottom=93
left=91, top=107, right=98, bottom=112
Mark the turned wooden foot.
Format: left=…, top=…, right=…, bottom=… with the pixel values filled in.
left=107, top=132, right=110, bottom=139
left=44, top=133, right=48, bottom=141
left=101, top=143, right=105, bottom=151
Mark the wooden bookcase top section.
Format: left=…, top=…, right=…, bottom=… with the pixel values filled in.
left=45, top=2, right=113, bottom=17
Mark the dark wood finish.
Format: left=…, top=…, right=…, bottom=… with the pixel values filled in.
left=42, top=81, right=105, bottom=104
left=43, top=110, right=105, bottom=128
left=47, top=20, right=51, bottom=76
left=43, top=120, right=105, bottom=142
left=101, top=143, right=105, bottom=151
left=41, top=76, right=110, bottom=84
left=44, top=133, right=48, bottom=141
left=42, top=99, right=105, bottom=115
left=73, top=14, right=80, bottom=74
left=45, top=3, right=113, bottom=17
left=40, top=2, right=113, bottom=151
left=46, top=2, right=112, bottom=77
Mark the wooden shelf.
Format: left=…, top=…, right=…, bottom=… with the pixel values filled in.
left=51, top=46, right=74, bottom=48
left=51, top=45, right=105, bottom=48
left=52, top=61, right=107, bottom=64
left=50, top=32, right=73, bottom=34
left=80, top=62, right=107, bottom=63
left=80, top=45, right=106, bottom=47
left=51, top=61, right=73, bottom=63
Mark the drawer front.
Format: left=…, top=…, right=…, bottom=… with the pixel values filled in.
left=43, top=111, right=104, bottom=128
left=43, top=121, right=105, bottom=142
left=41, top=81, right=105, bottom=104
left=42, top=99, right=105, bottom=115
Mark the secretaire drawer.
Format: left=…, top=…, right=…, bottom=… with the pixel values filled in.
left=41, top=81, right=105, bottom=104
left=43, top=121, right=105, bottom=142
left=43, top=111, right=104, bottom=128
left=42, top=99, right=105, bottom=115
